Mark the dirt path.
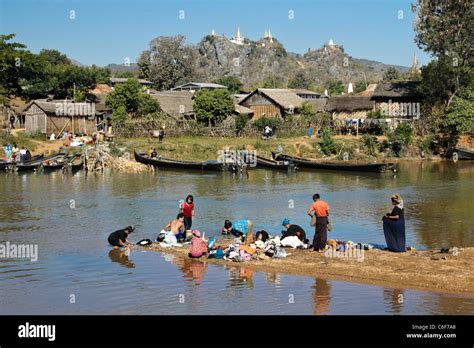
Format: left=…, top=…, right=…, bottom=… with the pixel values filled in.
left=145, top=242, right=474, bottom=296
left=10, top=129, right=63, bottom=155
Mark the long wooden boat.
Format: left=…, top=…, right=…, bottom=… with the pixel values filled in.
left=15, top=152, right=66, bottom=172
left=455, top=148, right=474, bottom=160
left=42, top=153, right=83, bottom=173
left=256, top=155, right=296, bottom=171
left=273, top=153, right=395, bottom=173
left=134, top=151, right=228, bottom=171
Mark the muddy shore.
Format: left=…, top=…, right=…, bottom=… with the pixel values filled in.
left=145, top=242, right=474, bottom=296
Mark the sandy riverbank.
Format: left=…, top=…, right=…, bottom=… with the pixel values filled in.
left=145, top=242, right=474, bottom=296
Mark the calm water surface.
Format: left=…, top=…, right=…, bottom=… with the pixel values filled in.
left=0, top=161, right=473, bottom=314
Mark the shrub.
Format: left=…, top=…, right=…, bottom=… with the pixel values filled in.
left=235, top=114, right=250, bottom=135
left=393, top=123, right=413, bottom=145
left=252, top=116, right=282, bottom=132
left=318, top=128, right=337, bottom=155
left=361, top=134, right=378, bottom=155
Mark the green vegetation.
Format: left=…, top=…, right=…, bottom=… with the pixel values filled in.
left=213, top=76, right=243, bottom=94
left=0, top=34, right=110, bottom=101
left=137, top=35, right=196, bottom=90
left=318, top=128, right=337, bottom=155
left=327, top=80, right=344, bottom=95
left=361, top=134, right=378, bottom=156
left=106, top=78, right=160, bottom=124
left=252, top=116, right=282, bottom=132
left=193, top=89, right=234, bottom=127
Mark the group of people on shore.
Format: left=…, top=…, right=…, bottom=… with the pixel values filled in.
left=107, top=191, right=407, bottom=257
left=2, top=143, right=32, bottom=162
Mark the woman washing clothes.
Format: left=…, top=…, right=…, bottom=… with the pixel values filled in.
left=188, top=230, right=208, bottom=258
left=382, top=194, right=406, bottom=252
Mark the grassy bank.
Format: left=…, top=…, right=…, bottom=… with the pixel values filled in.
left=121, top=134, right=423, bottom=162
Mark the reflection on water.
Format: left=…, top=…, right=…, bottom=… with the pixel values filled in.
left=108, top=249, right=135, bottom=269
left=0, top=161, right=473, bottom=314
left=313, top=278, right=331, bottom=315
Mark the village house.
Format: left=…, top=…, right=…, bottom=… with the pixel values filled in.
left=22, top=99, right=100, bottom=135
left=238, top=88, right=326, bottom=119
left=149, top=91, right=195, bottom=121
left=371, top=81, right=422, bottom=121
left=326, top=96, right=375, bottom=121
left=171, top=82, right=227, bottom=92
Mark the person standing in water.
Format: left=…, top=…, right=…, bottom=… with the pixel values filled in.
left=307, top=193, right=330, bottom=252
left=382, top=194, right=406, bottom=252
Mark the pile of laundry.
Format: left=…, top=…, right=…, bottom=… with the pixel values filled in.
left=327, top=239, right=375, bottom=252
left=209, top=234, right=311, bottom=263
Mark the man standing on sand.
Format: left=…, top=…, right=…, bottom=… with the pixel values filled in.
left=307, top=193, right=330, bottom=252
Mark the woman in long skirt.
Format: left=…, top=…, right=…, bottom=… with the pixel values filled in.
left=382, top=194, right=406, bottom=252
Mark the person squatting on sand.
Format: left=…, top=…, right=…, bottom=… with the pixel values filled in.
left=222, top=219, right=254, bottom=244
left=188, top=230, right=208, bottom=258
left=107, top=226, right=135, bottom=249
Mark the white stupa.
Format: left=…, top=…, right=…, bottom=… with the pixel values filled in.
left=328, top=39, right=335, bottom=46
left=347, top=82, right=354, bottom=94
left=230, top=26, right=244, bottom=45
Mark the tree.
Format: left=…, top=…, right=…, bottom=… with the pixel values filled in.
left=106, top=78, right=159, bottom=117
left=38, top=49, right=71, bottom=65
left=112, top=105, right=128, bottom=126
left=193, top=89, right=234, bottom=127
left=414, top=0, right=472, bottom=106
left=327, top=80, right=344, bottom=95
left=138, top=35, right=196, bottom=90
left=382, top=67, right=401, bottom=82
left=354, top=81, right=367, bottom=93
left=299, top=101, right=317, bottom=123
left=261, top=74, right=286, bottom=88
left=287, top=71, right=312, bottom=89
left=213, top=76, right=243, bottom=94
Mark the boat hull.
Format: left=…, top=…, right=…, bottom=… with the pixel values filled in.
left=273, top=153, right=394, bottom=173
left=134, top=152, right=226, bottom=171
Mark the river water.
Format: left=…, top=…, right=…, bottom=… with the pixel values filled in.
left=0, top=161, right=473, bottom=314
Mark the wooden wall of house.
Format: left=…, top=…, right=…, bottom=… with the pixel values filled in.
left=332, top=110, right=370, bottom=121
left=46, top=115, right=96, bottom=135
left=25, top=105, right=47, bottom=133
left=241, top=93, right=282, bottom=118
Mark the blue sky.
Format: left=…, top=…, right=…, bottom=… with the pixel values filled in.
left=0, top=0, right=431, bottom=67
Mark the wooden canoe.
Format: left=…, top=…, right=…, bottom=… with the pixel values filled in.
left=256, top=155, right=296, bottom=171
left=134, top=151, right=229, bottom=172
left=455, top=148, right=474, bottom=160
left=273, top=153, right=395, bottom=173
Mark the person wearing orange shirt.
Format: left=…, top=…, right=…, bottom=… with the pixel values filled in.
left=307, top=193, right=330, bottom=252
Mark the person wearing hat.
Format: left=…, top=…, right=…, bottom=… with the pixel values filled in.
left=281, top=218, right=307, bottom=242
left=307, top=193, right=330, bottom=252
left=188, top=230, right=208, bottom=258
left=382, top=194, right=406, bottom=252
left=107, top=226, right=135, bottom=249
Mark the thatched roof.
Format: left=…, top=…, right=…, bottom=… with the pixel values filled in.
left=172, top=82, right=227, bottom=91
left=234, top=104, right=254, bottom=115
left=23, top=100, right=98, bottom=116
left=150, top=91, right=194, bottom=118
left=356, top=83, right=377, bottom=97
left=307, top=98, right=327, bottom=112
left=86, top=93, right=111, bottom=112
left=326, top=96, right=374, bottom=112
left=89, top=83, right=112, bottom=94
left=372, top=81, right=421, bottom=98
